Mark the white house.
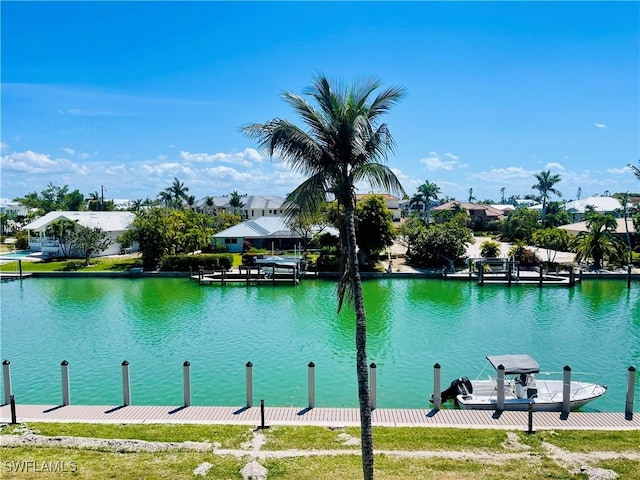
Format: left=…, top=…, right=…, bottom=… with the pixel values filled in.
left=563, top=196, right=623, bottom=222
left=0, top=198, right=28, bottom=217
left=195, top=195, right=285, bottom=219
left=212, top=216, right=337, bottom=253
left=22, top=211, right=136, bottom=257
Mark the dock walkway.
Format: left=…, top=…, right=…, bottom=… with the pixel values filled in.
left=2, top=404, right=637, bottom=430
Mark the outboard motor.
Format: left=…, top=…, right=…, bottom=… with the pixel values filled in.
left=438, top=377, right=473, bottom=404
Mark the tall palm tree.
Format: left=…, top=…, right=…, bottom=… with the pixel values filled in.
left=532, top=170, right=562, bottom=227
left=244, top=75, right=405, bottom=480
left=572, top=213, right=626, bottom=269
left=500, top=187, right=506, bottom=204
left=411, top=180, right=440, bottom=223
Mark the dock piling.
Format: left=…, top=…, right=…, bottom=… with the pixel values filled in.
left=497, top=364, right=505, bottom=411
left=433, top=363, right=441, bottom=410
left=246, top=362, right=253, bottom=408
left=122, top=360, right=131, bottom=406
left=2, top=360, right=12, bottom=406
left=369, top=363, right=377, bottom=410
left=308, top=362, right=315, bottom=409
left=562, top=365, right=571, bottom=415
left=626, top=366, right=636, bottom=420
left=61, top=360, right=70, bottom=406
left=183, top=361, right=191, bottom=407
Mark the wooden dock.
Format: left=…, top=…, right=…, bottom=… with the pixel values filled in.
left=2, top=404, right=637, bottom=430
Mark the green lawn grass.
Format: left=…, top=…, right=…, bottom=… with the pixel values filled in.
left=2, top=423, right=639, bottom=479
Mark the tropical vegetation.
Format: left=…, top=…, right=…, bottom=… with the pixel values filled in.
left=532, top=170, right=562, bottom=227
left=244, top=74, right=406, bottom=480
left=410, top=180, right=440, bottom=223
left=572, top=213, right=628, bottom=269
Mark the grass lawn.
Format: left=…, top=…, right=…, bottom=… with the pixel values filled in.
left=2, top=423, right=639, bottom=479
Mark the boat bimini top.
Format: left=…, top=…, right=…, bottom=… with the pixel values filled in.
left=486, top=354, right=540, bottom=375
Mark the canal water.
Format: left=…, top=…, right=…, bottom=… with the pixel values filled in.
left=1, top=277, right=638, bottom=411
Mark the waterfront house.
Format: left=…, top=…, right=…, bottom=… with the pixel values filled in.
left=431, top=201, right=507, bottom=229
left=22, top=211, right=136, bottom=257
left=195, top=195, right=285, bottom=219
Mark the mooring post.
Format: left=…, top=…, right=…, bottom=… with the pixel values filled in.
left=478, top=264, right=484, bottom=286
left=569, top=267, right=575, bottom=287
left=626, top=366, right=636, bottom=420
left=433, top=363, right=441, bottom=410
left=18, top=260, right=23, bottom=279
left=122, top=360, right=131, bottom=406
left=527, top=400, right=534, bottom=434
left=259, top=398, right=267, bottom=429
left=538, top=266, right=543, bottom=288
left=562, top=365, right=571, bottom=415
left=369, top=362, right=377, bottom=410
left=61, top=360, right=70, bottom=406
left=10, top=394, right=17, bottom=424
left=497, top=364, right=505, bottom=411
left=579, top=269, right=583, bottom=282
left=246, top=362, right=253, bottom=408
left=183, top=361, right=191, bottom=407
left=307, top=362, right=315, bottom=409
left=2, top=360, right=12, bottom=406
left=628, top=265, right=632, bottom=289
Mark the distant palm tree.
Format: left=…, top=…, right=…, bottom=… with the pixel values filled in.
left=572, top=213, right=626, bottom=269
left=411, top=180, right=440, bottom=223
left=500, top=187, right=506, bottom=204
left=167, top=177, right=190, bottom=208
left=468, top=187, right=475, bottom=203
left=228, top=191, right=246, bottom=215
left=157, top=191, right=172, bottom=209
left=620, top=193, right=632, bottom=264
left=244, top=75, right=405, bottom=480
left=532, top=170, right=562, bottom=227
left=629, top=160, right=640, bottom=180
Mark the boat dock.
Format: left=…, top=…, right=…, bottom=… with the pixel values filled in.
left=1, top=404, right=637, bottom=430
left=193, top=264, right=301, bottom=286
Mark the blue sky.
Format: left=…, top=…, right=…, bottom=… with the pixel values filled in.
left=1, top=1, right=638, bottom=204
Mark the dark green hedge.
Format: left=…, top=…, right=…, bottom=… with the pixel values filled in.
left=160, top=254, right=233, bottom=271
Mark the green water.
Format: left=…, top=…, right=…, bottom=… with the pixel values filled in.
left=1, top=277, right=638, bottom=411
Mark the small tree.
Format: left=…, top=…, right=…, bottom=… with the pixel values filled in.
left=355, top=195, right=395, bottom=266
left=45, top=218, right=77, bottom=258
left=532, top=228, right=570, bottom=263
left=71, top=225, right=113, bottom=266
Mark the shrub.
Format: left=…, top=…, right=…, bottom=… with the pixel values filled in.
left=15, top=230, right=29, bottom=250
left=316, top=254, right=340, bottom=272
left=480, top=240, right=501, bottom=258
left=508, top=242, right=540, bottom=267
left=160, top=254, right=233, bottom=271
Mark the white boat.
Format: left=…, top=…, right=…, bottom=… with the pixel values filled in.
left=434, top=354, right=607, bottom=411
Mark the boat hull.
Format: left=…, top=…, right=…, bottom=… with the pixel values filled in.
left=455, top=379, right=607, bottom=412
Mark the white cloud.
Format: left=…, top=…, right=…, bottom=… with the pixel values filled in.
left=62, top=147, right=75, bottom=155
left=594, top=123, right=608, bottom=128
left=545, top=162, right=565, bottom=171
left=470, top=166, right=534, bottom=183
left=420, top=151, right=460, bottom=171
left=606, top=166, right=632, bottom=174
left=179, top=148, right=263, bottom=168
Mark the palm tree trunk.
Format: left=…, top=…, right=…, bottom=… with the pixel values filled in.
left=345, top=204, right=374, bottom=480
